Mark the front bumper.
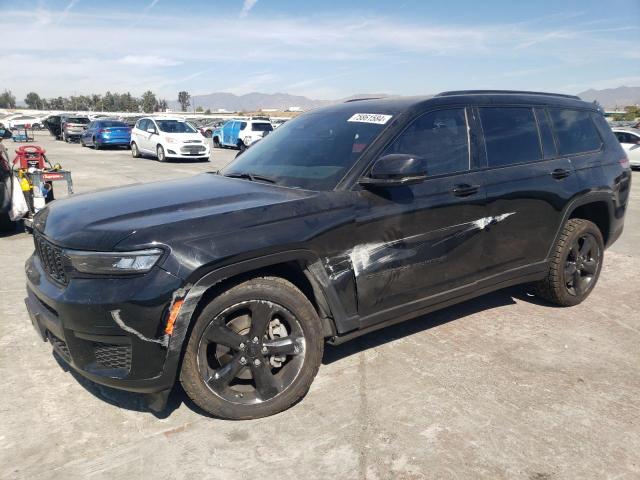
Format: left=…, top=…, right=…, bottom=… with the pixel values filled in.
left=166, top=144, right=210, bottom=159
left=25, top=253, right=185, bottom=394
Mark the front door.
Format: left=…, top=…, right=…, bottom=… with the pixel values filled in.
left=352, top=107, right=489, bottom=323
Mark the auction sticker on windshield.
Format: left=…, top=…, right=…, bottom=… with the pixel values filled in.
left=347, top=113, right=393, bottom=124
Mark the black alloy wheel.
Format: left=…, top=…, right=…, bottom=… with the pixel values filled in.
left=534, top=218, right=604, bottom=306
left=180, top=277, right=323, bottom=419
left=197, top=300, right=305, bottom=405
left=564, top=232, right=600, bottom=297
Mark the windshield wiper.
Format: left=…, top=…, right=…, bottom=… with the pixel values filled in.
left=223, top=172, right=277, bottom=184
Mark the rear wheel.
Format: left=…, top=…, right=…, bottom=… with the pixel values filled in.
left=534, top=218, right=604, bottom=306
left=180, top=277, right=324, bottom=419
left=131, top=142, right=140, bottom=158
left=94, top=138, right=100, bottom=150
left=157, top=145, right=166, bottom=162
left=213, top=137, right=221, bottom=148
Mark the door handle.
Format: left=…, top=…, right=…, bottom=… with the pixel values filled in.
left=452, top=184, right=479, bottom=197
left=551, top=168, right=571, bottom=179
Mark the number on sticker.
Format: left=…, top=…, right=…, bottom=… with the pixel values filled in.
left=347, top=113, right=393, bottom=125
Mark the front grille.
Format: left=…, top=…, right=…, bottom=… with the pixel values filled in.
left=47, top=331, right=71, bottom=361
left=93, top=342, right=132, bottom=371
left=181, top=145, right=206, bottom=154
left=34, top=234, right=68, bottom=285
left=183, top=140, right=202, bottom=144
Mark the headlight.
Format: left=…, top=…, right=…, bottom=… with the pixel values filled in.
left=65, top=248, right=163, bottom=274
left=165, top=137, right=177, bottom=144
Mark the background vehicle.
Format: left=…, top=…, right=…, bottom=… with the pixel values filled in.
left=60, top=116, right=90, bottom=142
left=7, top=115, right=45, bottom=130
left=613, top=128, right=640, bottom=168
left=25, top=92, right=631, bottom=420
left=201, top=120, right=224, bottom=138
left=130, top=117, right=209, bottom=162
left=212, top=118, right=273, bottom=151
left=80, top=120, right=132, bottom=149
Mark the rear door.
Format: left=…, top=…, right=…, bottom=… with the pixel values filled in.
left=352, top=107, right=489, bottom=322
left=479, top=106, right=581, bottom=276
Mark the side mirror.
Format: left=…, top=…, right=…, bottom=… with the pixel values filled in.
left=146, top=128, right=156, bottom=134
left=359, top=154, right=428, bottom=187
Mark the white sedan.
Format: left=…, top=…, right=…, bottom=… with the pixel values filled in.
left=613, top=128, right=640, bottom=169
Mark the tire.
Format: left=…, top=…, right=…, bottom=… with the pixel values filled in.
left=80, top=137, right=86, bottom=147
left=180, top=276, right=324, bottom=419
left=213, top=137, right=221, bottom=148
left=534, top=218, right=604, bottom=307
left=131, top=142, right=140, bottom=158
left=94, top=138, right=100, bottom=150
left=156, top=145, right=166, bottom=162
left=62, top=132, right=68, bottom=143
left=238, top=142, right=246, bottom=153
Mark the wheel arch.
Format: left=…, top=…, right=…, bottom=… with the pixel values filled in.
left=547, top=192, right=614, bottom=260
left=167, top=250, right=345, bottom=362
left=568, top=200, right=611, bottom=245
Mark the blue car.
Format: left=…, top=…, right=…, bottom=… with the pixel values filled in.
left=80, top=120, right=131, bottom=149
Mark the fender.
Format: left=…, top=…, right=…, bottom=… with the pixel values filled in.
left=546, top=190, right=614, bottom=259
left=164, top=249, right=351, bottom=361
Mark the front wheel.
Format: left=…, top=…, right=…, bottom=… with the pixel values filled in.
left=131, top=142, right=140, bottom=158
left=534, top=218, right=604, bottom=306
left=180, top=277, right=324, bottom=419
left=94, top=138, right=100, bottom=150
left=156, top=145, right=166, bottom=162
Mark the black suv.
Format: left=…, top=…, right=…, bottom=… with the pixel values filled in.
left=25, top=91, right=631, bottom=419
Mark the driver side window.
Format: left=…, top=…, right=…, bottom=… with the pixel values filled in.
left=384, top=108, right=470, bottom=176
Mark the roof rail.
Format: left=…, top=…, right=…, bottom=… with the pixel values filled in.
left=435, top=90, right=581, bottom=100
left=344, top=97, right=384, bottom=103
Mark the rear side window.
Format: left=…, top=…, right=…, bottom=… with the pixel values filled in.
left=479, top=107, right=541, bottom=167
left=252, top=122, right=273, bottom=132
left=383, top=108, right=469, bottom=176
left=549, top=109, right=602, bottom=155
left=240, top=122, right=247, bottom=130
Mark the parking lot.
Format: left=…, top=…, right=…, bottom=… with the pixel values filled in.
left=1, top=131, right=639, bottom=479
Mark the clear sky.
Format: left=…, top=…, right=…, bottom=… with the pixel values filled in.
left=1, top=0, right=639, bottom=101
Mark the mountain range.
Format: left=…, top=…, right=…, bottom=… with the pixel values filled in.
left=171, top=86, right=640, bottom=112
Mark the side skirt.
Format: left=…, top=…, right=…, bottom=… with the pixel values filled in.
left=328, top=262, right=547, bottom=345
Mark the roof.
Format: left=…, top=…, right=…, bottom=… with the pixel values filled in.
left=329, top=91, right=595, bottom=115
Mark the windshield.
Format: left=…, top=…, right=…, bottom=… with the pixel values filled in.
left=252, top=122, right=273, bottom=132
left=220, top=108, right=394, bottom=190
left=156, top=120, right=197, bottom=133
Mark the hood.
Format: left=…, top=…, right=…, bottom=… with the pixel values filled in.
left=37, top=173, right=317, bottom=250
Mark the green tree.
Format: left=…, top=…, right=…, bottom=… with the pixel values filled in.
left=195, top=106, right=204, bottom=113
left=0, top=90, right=16, bottom=108
left=141, top=91, right=157, bottom=113
left=178, top=91, right=191, bottom=112
left=24, top=92, right=42, bottom=109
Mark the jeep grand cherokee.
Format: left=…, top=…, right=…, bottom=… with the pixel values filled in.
left=25, top=91, right=631, bottom=419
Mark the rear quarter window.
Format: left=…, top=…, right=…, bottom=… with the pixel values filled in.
left=479, top=107, right=541, bottom=167
left=549, top=109, right=602, bottom=155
